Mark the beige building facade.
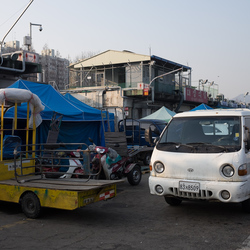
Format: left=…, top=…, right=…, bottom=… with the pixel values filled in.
left=68, top=50, right=197, bottom=119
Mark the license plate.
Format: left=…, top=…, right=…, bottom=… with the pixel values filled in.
left=179, top=181, right=200, bottom=193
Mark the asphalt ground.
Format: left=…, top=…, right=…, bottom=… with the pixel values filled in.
left=0, top=171, right=250, bottom=250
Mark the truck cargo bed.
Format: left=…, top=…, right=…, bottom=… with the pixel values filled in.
left=0, top=176, right=123, bottom=191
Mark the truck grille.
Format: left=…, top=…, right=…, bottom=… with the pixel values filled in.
left=170, top=187, right=213, bottom=199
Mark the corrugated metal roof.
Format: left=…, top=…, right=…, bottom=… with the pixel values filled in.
left=73, top=50, right=150, bottom=68
left=151, top=55, right=191, bottom=71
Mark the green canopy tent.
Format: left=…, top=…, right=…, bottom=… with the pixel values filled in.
left=140, top=106, right=176, bottom=122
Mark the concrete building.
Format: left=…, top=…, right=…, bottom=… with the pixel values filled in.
left=39, top=49, right=69, bottom=90
left=0, top=41, right=69, bottom=90
left=0, top=40, right=41, bottom=87
left=68, top=50, right=206, bottom=119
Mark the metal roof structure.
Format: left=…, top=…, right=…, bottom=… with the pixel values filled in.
left=71, top=50, right=191, bottom=71
left=72, top=50, right=150, bottom=69
left=151, top=55, right=191, bottom=71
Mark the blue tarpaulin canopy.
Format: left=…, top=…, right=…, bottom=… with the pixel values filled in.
left=5, top=80, right=113, bottom=146
left=190, top=103, right=213, bottom=111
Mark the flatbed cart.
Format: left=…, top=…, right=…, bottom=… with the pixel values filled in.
left=0, top=88, right=122, bottom=218
left=0, top=174, right=121, bottom=219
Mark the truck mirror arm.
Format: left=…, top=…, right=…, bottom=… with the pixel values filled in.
left=154, top=137, right=159, bottom=144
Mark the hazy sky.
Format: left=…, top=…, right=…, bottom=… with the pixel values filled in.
left=1, top=0, right=250, bottom=99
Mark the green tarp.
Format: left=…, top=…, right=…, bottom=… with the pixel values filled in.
left=141, top=106, right=175, bottom=122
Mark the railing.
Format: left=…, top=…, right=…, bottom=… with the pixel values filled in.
left=13, top=142, right=102, bottom=183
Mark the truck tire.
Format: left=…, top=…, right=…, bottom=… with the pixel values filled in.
left=242, top=199, right=250, bottom=212
left=21, top=192, right=42, bottom=219
left=143, top=152, right=151, bottom=166
left=164, top=197, right=182, bottom=206
left=127, top=165, right=141, bottom=186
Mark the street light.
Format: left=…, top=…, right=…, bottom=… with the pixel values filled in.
left=149, top=68, right=183, bottom=103
left=244, top=92, right=249, bottom=104
left=29, top=22, right=43, bottom=51
left=198, top=79, right=208, bottom=90
left=208, top=81, right=219, bottom=99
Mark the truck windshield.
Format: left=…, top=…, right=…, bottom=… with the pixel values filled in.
left=157, top=116, right=241, bottom=153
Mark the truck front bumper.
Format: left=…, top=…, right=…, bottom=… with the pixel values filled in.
left=149, top=176, right=250, bottom=203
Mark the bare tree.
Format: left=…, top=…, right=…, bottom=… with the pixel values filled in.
left=73, top=51, right=98, bottom=63
left=42, top=43, right=49, bottom=51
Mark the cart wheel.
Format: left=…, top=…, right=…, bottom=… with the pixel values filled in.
left=127, top=165, right=141, bottom=186
left=21, top=192, right=42, bottom=219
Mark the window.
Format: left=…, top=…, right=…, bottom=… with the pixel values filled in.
left=158, top=116, right=241, bottom=153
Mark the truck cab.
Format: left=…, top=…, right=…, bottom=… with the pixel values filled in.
left=118, top=118, right=167, bottom=146
left=148, top=109, right=250, bottom=211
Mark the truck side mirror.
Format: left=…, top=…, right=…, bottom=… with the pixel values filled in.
left=154, top=128, right=160, bottom=135
left=145, top=128, right=153, bottom=145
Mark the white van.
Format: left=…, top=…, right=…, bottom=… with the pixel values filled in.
left=148, top=109, right=250, bottom=211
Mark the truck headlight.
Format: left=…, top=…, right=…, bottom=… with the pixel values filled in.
left=222, top=165, right=234, bottom=177
left=154, top=162, right=165, bottom=173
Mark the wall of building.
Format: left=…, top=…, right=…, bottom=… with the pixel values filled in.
left=125, top=62, right=143, bottom=88
left=73, top=88, right=123, bottom=109
left=71, top=88, right=179, bottom=120
left=39, top=49, right=69, bottom=90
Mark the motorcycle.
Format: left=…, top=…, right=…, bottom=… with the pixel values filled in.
left=89, top=138, right=142, bottom=185
left=36, top=147, right=85, bottom=179
left=59, top=149, right=85, bottom=178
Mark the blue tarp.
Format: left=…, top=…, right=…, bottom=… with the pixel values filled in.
left=190, top=103, right=213, bottom=111
left=5, top=80, right=114, bottom=146
left=7, top=80, right=111, bottom=121
left=2, top=135, right=21, bottom=159
left=64, top=92, right=101, bottom=114
left=63, top=92, right=114, bottom=125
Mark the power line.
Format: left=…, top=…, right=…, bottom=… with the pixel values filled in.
left=0, top=2, right=29, bottom=28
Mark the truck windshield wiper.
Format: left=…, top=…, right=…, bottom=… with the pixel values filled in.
left=162, top=142, right=195, bottom=149
left=186, top=142, right=228, bottom=152
left=186, top=142, right=206, bottom=145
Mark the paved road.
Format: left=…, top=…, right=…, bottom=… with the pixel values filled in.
left=0, top=173, right=250, bottom=250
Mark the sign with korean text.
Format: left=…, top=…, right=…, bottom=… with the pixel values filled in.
left=184, top=87, right=208, bottom=103
left=17, top=51, right=39, bottom=63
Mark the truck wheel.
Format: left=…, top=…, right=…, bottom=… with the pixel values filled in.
left=127, top=165, right=141, bottom=186
left=164, top=197, right=182, bottom=206
left=21, top=192, right=42, bottom=219
left=143, top=153, right=151, bottom=166
left=242, top=199, right=250, bottom=212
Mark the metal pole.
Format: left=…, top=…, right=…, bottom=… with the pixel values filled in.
left=29, top=22, right=42, bottom=51
left=149, top=68, right=183, bottom=103
left=29, top=23, right=32, bottom=51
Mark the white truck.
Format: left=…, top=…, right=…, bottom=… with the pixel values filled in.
left=148, top=109, right=250, bottom=211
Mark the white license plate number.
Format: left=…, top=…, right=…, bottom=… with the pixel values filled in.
left=179, top=181, right=200, bottom=193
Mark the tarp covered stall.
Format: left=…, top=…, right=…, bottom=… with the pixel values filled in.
left=63, top=92, right=115, bottom=145
left=5, top=80, right=114, bottom=146
left=141, top=106, right=175, bottom=122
